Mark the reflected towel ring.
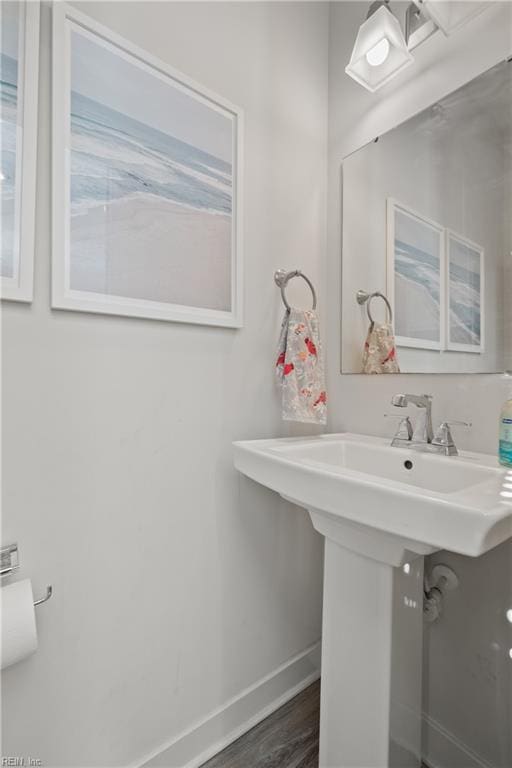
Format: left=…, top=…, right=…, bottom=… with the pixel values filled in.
left=274, top=269, right=317, bottom=311
left=356, top=290, right=393, bottom=325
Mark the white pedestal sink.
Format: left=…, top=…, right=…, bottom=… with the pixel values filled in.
left=233, top=433, right=512, bottom=768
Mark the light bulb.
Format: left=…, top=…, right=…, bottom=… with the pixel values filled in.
left=365, top=38, right=390, bottom=67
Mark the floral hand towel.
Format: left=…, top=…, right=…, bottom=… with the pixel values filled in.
left=275, top=309, right=327, bottom=424
left=362, top=322, right=400, bottom=374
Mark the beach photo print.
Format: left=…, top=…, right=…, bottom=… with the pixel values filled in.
left=0, top=1, right=40, bottom=302
left=386, top=199, right=445, bottom=351
left=386, top=199, right=485, bottom=355
left=52, top=4, right=243, bottom=327
left=446, top=231, right=484, bottom=353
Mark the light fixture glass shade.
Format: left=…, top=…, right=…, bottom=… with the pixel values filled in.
left=345, top=5, right=413, bottom=93
left=422, top=1, right=489, bottom=35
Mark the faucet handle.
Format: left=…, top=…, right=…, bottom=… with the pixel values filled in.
left=432, top=421, right=472, bottom=455
left=385, top=414, right=413, bottom=442
left=435, top=420, right=471, bottom=435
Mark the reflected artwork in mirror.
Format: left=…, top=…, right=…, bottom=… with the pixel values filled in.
left=341, top=59, right=511, bottom=374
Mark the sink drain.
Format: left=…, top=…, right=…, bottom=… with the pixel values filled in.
left=404, top=460, right=413, bottom=470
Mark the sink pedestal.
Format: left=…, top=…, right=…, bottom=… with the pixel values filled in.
left=309, top=510, right=432, bottom=768
left=234, top=433, right=509, bottom=766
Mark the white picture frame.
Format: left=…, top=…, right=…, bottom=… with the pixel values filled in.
left=386, top=199, right=445, bottom=351
left=446, top=230, right=484, bottom=353
left=52, top=3, right=243, bottom=328
left=1, top=1, right=40, bottom=302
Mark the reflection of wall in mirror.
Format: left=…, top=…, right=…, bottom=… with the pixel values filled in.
left=341, top=63, right=510, bottom=374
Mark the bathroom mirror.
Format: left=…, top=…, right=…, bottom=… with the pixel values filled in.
left=341, top=60, right=512, bottom=374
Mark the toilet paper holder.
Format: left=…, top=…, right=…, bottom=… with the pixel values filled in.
left=33, top=585, right=53, bottom=606
left=1, top=543, right=53, bottom=608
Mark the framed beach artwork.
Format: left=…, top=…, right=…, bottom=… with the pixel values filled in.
left=387, top=199, right=445, bottom=350
left=52, top=4, right=243, bottom=327
left=446, top=231, right=484, bottom=353
left=1, top=1, right=40, bottom=302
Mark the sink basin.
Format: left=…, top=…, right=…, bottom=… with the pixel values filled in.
left=278, top=436, right=497, bottom=493
left=234, top=432, right=510, bottom=558
left=233, top=432, right=512, bottom=768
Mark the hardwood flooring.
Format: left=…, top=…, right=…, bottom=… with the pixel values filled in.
left=201, top=681, right=320, bottom=768
left=201, top=680, right=430, bottom=768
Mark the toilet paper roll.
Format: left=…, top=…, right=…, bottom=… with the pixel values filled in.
left=1, top=579, right=38, bottom=670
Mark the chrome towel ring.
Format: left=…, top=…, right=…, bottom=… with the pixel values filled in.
left=274, top=269, right=317, bottom=311
left=356, top=289, right=393, bottom=325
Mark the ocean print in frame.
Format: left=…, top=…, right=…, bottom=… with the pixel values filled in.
left=52, top=4, right=243, bottom=327
left=446, top=230, right=484, bottom=353
left=1, top=1, right=40, bottom=302
left=386, top=199, right=445, bottom=351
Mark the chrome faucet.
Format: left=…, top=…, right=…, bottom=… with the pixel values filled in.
left=389, top=394, right=471, bottom=455
left=391, top=393, right=434, bottom=444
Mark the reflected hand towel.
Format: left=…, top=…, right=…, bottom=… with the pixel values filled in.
left=362, top=322, right=400, bottom=374
left=276, top=309, right=327, bottom=424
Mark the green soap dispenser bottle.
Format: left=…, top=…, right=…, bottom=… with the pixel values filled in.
left=499, top=395, right=512, bottom=467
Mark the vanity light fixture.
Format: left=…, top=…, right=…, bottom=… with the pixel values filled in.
left=346, top=0, right=491, bottom=92
left=422, top=0, right=489, bottom=36
left=345, top=0, right=413, bottom=92
left=405, top=1, right=438, bottom=50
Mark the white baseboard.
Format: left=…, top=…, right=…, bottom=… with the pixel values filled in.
left=135, top=640, right=321, bottom=768
left=422, top=713, right=495, bottom=768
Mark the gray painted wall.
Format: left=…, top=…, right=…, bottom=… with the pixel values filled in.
left=1, top=3, right=327, bottom=765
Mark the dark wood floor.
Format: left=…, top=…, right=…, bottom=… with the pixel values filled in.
left=201, top=681, right=321, bottom=768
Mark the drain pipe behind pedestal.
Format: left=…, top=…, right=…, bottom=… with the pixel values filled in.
left=424, top=563, right=459, bottom=623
